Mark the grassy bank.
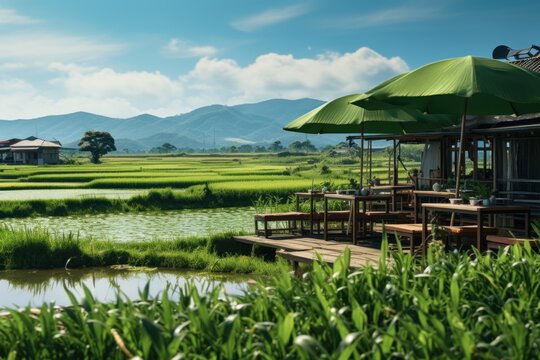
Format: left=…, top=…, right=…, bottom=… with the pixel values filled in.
left=0, top=240, right=539, bottom=358
left=0, top=182, right=341, bottom=218
left=0, top=226, right=284, bottom=275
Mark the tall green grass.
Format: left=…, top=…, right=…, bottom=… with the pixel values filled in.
left=0, top=226, right=281, bottom=274
left=1, top=239, right=539, bottom=358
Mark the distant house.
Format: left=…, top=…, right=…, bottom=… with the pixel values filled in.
left=0, top=136, right=62, bottom=165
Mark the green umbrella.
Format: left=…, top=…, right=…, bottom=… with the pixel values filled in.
left=351, top=56, right=540, bottom=196
left=283, top=94, right=457, bottom=186
left=283, top=94, right=456, bottom=134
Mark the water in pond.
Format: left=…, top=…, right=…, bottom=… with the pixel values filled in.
left=0, top=207, right=255, bottom=241
left=0, top=189, right=149, bottom=201
left=0, top=267, right=255, bottom=308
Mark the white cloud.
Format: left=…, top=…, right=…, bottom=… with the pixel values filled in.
left=0, top=33, right=123, bottom=62
left=325, top=2, right=444, bottom=28
left=0, top=47, right=408, bottom=119
left=179, top=47, right=408, bottom=108
left=0, top=8, right=36, bottom=25
left=224, top=137, right=256, bottom=145
left=164, top=38, right=217, bottom=58
left=232, top=4, right=310, bottom=31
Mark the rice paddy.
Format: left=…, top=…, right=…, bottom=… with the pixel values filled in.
left=0, top=153, right=414, bottom=192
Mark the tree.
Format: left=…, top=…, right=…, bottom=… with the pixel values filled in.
left=238, top=144, right=253, bottom=153
left=161, top=143, right=177, bottom=153
left=289, top=141, right=303, bottom=152
left=300, top=140, right=317, bottom=152
left=78, top=131, right=116, bottom=163
left=269, top=141, right=284, bottom=152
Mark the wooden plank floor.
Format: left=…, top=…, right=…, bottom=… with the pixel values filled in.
left=233, top=235, right=382, bottom=268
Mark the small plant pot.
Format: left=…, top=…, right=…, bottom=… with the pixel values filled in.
left=469, top=199, right=482, bottom=206
left=449, top=198, right=463, bottom=205
left=432, top=182, right=441, bottom=192
left=360, top=188, right=370, bottom=196
left=482, top=199, right=490, bottom=206
left=336, top=190, right=345, bottom=195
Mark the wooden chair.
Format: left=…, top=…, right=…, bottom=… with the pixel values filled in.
left=384, top=223, right=431, bottom=253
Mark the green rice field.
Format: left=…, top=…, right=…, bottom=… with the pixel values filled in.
left=0, top=153, right=418, bottom=193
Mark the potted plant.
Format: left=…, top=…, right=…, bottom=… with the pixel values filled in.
left=468, top=196, right=482, bottom=206
left=336, top=184, right=348, bottom=195
left=443, top=178, right=456, bottom=193
left=320, top=180, right=333, bottom=193
left=347, top=178, right=359, bottom=195
left=473, top=182, right=492, bottom=205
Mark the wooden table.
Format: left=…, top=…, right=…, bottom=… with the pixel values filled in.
left=371, top=184, right=415, bottom=211
left=421, top=203, right=530, bottom=252
left=295, top=192, right=329, bottom=235
left=412, top=190, right=455, bottom=222
left=323, top=193, right=392, bottom=243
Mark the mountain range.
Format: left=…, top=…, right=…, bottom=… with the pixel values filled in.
left=0, top=98, right=352, bottom=151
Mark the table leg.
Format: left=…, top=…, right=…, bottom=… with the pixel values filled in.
left=324, top=197, right=328, bottom=241
left=477, top=211, right=483, bottom=251
left=310, top=196, right=314, bottom=235
left=414, top=193, right=418, bottom=223
left=352, top=199, right=357, bottom=245
left=421, top=206, right=427, bottom=256
left=525, top=210, right=530, bottom=237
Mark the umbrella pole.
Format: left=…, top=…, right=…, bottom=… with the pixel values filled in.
left=454, top=98, right=469, bottom=198
left=360, top=122, right=365, bottom=188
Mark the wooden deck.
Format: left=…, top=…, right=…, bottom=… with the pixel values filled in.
left=233, top=235, right=382, bottom=268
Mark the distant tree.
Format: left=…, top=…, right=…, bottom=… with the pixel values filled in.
left=78, top=131, right=116, bottom=164
left=229, top=146, right=238, bottom=153
left=300, top=140, right=317, bottom=152
left=161, top=143, right=177, bottom=153
left=269, top=141, right=284, bottom=152
left=254, top=145, right=267, bottom=153
left=289, top=141, right=303, bottom=152
left=123, top=148, right=130, bottom=154
left=238, top=144, right=254, bottom=153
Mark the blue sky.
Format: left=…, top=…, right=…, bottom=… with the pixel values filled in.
left=0, top=0, right=537, bottom=119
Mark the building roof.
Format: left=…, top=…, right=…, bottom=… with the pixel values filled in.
left=10, top=139, right=61, bottom=149
left=510, top=57, right=540, bottom=73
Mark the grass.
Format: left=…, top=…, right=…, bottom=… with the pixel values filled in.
left=0, top=237, right=539, bottom=358
left=0, top=226, right=283, bottom=275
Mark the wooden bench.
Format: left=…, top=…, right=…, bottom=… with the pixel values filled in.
left=255, top=211, right=353, bottom=237
left=254, top=212, right=307, bottom=237
left=486, top=235, right=538, bottom=249
left=384, top=223, right=431, bottom=253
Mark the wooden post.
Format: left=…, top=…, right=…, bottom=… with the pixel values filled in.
left=455, top=99, right=469, bottom=198
left=359, top=122, right=365, bottom=188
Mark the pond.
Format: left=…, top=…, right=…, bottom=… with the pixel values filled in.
left=0, top=267, right=256, bottom=308
left=0, top=189, right=149, bottom=201
left=0, top=207, right=256, bottom=241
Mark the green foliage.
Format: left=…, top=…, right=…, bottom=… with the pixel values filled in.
left=2, top=240, right=540, bottom=357
left=0, top=226, right=283, bottom=274
left=78, top=131, right=117, bottom=164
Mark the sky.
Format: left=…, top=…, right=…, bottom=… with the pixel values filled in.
left=0, top=0, right=537, bottom=119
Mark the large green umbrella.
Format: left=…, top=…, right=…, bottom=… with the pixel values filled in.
left=283, top=94, right=457, bottom=186
left=351, top=56, right=540, bottom=196
left=283, top=94, right=456, bottom=134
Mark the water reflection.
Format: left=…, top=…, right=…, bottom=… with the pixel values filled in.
left=0, top=267, right=256, bottom=308
left=0, top=189, right=149, bottom=201
left=0, top=207, right=255, bottom=242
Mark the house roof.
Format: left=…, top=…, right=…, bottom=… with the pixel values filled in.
left=10, top=139, right=61, bottom=149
